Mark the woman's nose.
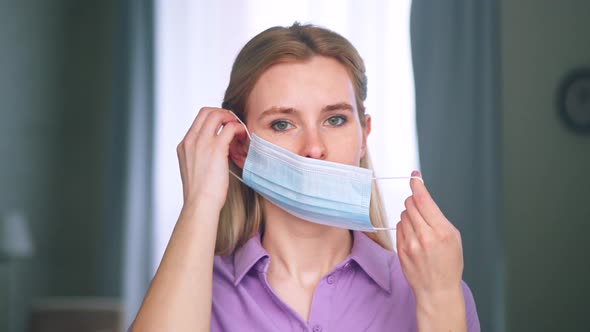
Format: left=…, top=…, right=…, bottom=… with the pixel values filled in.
left=302, top=130, right=326, bottom=160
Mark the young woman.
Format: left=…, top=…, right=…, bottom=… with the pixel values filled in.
left=132, top=23, right=479, bottom=331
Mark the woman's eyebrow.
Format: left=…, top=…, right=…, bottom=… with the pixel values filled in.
left=258, top=102, right=353, bottom=120
left=258, top=107, right=296, bottom=120
left=322, top=102, right=354, bottom=112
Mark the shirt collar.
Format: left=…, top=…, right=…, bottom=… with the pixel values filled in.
left=232, top=232, right=269, bottom=286
left=349, top=230, right=393, bottom=294
left=232, top=230, right=393, bottom=293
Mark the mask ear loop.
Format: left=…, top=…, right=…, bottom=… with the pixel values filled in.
left=370, top=175, right=424, bottom=231
left=226, top=111, right=251, bottom=185
left=227, top=111, right=252, bottom=140
left=373, top=175, right=424, bottom=184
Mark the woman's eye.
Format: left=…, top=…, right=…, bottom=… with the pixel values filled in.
left=325, top=115, right=346, bottom=127
left=271, top=120, right=293, bottom=131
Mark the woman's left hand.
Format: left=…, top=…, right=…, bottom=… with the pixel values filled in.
left=396, top=170, right=466, bottom=330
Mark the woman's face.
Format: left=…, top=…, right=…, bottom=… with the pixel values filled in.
left=242, top=56, right=371, bottom=167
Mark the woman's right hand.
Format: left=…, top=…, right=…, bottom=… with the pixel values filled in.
left=176, top=107, right=247, bottom=211
left=133, top=107, right=243, bottom=331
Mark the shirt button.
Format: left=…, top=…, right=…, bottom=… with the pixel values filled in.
left=312, top=325, right=323, bottom=332
left=343, top=262, right=350, bottom=269
left=327, top=274, right=335, bottom=284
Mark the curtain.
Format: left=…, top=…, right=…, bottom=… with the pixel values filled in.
left=410, top=1, right=504, bottom=331
left=113, top=0, right=155, bottom=328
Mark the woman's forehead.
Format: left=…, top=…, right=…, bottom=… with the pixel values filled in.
left=245, top=56, right=356, bottom=118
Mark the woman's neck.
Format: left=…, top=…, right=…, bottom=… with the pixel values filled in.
left=261, top=199, right=353, bottom=287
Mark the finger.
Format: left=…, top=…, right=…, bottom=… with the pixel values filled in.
left=217, top=121, right=247, bottom=147
left=404, top=196, right=431, bottom=235
left=398, top=213, right=420, bottom=260
left=395, top=221, right=404, bottom=252
left=199, top=109, right=242, bottom=139
left=399, top=210, right=416, bottom=240
left=409, top=170, right=445, bottom=228
left=183, top=107, right=221, bottom=142
left=395, top=220, right=404, bottom=239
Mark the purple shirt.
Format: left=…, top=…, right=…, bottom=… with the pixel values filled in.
left=212, top=230, right=479, bottom=331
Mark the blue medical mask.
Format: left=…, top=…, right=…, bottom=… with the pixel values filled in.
left=228, top=112, right=423, bottom=232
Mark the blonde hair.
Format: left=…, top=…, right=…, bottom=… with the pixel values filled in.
left=216, top=23, right=393, bottom=255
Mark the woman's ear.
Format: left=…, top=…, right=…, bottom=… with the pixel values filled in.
left=229, top=135, right=248, bottom=169
left=361, top=114, right=372, bottom=158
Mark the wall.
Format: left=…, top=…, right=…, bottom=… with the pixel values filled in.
left=0, top=1, right=119, bottom=331
left=501, top=0, right=590, bottom=330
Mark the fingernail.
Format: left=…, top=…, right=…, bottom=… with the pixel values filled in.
left=411, top=170, right=420, bottom=177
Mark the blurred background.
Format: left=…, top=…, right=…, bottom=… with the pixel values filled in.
left=1, top=0, right=589, bottom=331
